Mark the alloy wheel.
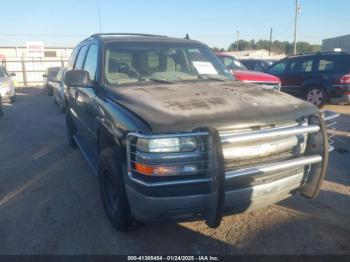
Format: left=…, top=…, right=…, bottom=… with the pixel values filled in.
left=307, top=89, right=324, bottom=107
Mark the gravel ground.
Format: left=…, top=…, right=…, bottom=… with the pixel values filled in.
left=0, top=87, right=349, bottom=255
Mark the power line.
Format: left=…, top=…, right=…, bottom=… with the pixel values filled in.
left=0, top=33, right=87, bottom=38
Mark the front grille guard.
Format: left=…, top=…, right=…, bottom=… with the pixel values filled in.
left=322, top=110, right=340, bottom=152
left=126, top=111, right=338, bottom=227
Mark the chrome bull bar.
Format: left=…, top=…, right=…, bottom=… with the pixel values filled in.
left=322, top=110, right=340, bottom=152
left=226, top=154, right=322, bottom=179
left=220, top=125, right=320, bottom=145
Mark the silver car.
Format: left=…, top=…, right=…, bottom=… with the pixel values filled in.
left=52, top=67, right=67, bottom=113
left=0, top=65, right=16, bottom=103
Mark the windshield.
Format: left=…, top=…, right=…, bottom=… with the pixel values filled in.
left=0, top=66, right=7, bottom=77
left=217, top=55, right=247, bottom=71
left=48, top=68, right=60, bottom=79
left=104, top=42, right=233, bottom=85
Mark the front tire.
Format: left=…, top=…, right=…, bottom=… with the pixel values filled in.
left=10, top=95, right=16, bottom=103
left=65, top=107, right=77, bottom=148
left=305, top=87, right=327, bottom=107
left=98, top=148, right=130, bottom=232
left=47, top=86, right=53, bottom=96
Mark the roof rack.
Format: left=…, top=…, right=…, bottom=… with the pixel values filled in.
left=287, top=51, right=349, bottom=58
left=90, top=33, right=167, bottom=38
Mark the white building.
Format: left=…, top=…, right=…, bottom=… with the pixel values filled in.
left=224, top=49, right=286, bottom=60
left=322, top=35, right=350, bottom=52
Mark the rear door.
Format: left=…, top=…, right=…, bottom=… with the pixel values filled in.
left=280, top=56, right=316, bottom=98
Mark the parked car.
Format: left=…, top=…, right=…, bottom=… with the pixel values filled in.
left=216, top=53, right=281, bottom=90
left=52, top=67, right=67, bottom=113
left=43, top=67, right=61, bottom=96
left=265, top=52, right=350, bottom=107
left=0, top=65, right=16, bottom=103
left=0, top=94, right=3, bottom=116
left=240, top=59, right=274, bottom=72
left=64, top=33, right=335, bottom=232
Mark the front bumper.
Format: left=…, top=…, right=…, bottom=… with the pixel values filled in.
left=126, top=155, right=320, bottom=223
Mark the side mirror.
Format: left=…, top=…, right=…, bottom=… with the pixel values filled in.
left=64, top=70, right=93, bottom=87
left=9, top=72, right=16, bottom=77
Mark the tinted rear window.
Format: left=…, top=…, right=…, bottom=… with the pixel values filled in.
left=317, top=55, right=350, bottom=73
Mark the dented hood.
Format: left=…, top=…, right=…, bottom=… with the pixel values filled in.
left=107, top=81, right=319, bottom=134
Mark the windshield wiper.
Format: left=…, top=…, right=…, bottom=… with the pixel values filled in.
left=148, top=78, right=176, bottom=84
left=199, top=75, right=229, bottom=82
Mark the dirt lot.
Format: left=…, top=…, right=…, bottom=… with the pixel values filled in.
left=0, top=87, right=349, bottom=255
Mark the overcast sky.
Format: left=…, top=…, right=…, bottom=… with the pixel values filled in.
left=0, top=0, right=349, bottom=48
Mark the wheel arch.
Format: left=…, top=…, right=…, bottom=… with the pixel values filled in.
left=302, top=80, right=331, bottom=98
left=97, top=123, right=123, bottom=157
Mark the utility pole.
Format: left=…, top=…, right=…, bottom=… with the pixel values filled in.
left=236, top=30, right=240, bottom=52
left=269, top=27, right=273, bottom=56
left=98, top=3, right=102, bottom=33
left=293, top=0, right=301, bottom=54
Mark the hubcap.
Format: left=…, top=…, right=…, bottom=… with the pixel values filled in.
left=307, top=89, right=324, bottom=106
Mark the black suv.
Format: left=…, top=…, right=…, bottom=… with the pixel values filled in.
left=265, top=52, right=350, bottom=107
left=63, top=33, right=334, bottom=231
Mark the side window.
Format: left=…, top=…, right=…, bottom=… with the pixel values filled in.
left=254, top=62, right=264, bottom=71
left=68, top=47, right=80, bottom=69
left=301, top=60, right=313, bottom=72
left=286, top=58, right=314, bottom=73
left=74, top=45, right=88, bottom=70
left=83, top=45, right=98, bottom=81
left=317, top=56, right=344, bottom=72
left=56, top=69, right=63, bottom=81
left=223, top=57, right=234, bottom=67
left=267, top=61, right=287, bottom=74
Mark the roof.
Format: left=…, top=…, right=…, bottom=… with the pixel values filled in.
left=323, top=34, right=350, bottom=42
left=286, top=51, right=350, bottom=59
left=81, top=33, right=201, bottom=45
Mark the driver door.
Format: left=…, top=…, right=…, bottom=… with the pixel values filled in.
left=74, top=44, right=99, bottom=154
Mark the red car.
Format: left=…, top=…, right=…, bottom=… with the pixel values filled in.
left=216, top=53, right=281, bottom=90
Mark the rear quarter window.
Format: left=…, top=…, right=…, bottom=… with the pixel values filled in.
left=317, top=55, right=349, bottom=73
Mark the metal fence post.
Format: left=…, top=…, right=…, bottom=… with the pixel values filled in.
left=21, top=58, right=27, bottom=87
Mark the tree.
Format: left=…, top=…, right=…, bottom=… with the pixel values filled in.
left=212, top=47, right=225, bottom=52
left=226, top=39, right=321, bottom=55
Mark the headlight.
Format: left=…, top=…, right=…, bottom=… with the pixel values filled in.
left=0, top=80, right=10, bottom=88
left=137, top=137, right=197, bottom=153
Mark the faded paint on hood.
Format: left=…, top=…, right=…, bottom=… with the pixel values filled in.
left=107, top=81, right=318, bottom=134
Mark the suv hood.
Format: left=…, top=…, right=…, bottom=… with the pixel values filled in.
left=108, top=81, right=318, bottom=134
left=233, top=70, right=280, bottom=83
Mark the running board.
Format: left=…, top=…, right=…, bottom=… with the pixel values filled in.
left=73, top=134, right=98, bottom=175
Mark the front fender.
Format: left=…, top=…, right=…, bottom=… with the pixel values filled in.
left=95, top=96, right=152, bottom=145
